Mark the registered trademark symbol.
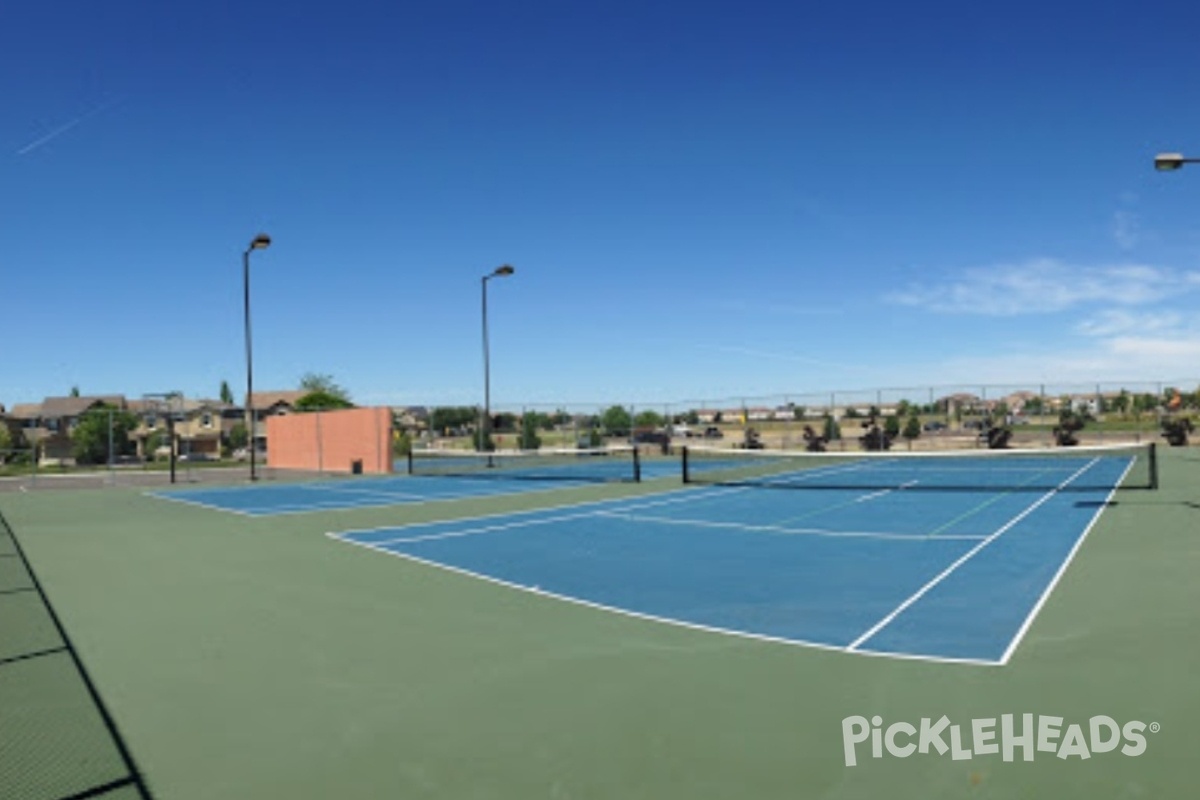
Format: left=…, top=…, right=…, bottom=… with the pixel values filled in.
left=1149, top=722, right=1161, bottom=733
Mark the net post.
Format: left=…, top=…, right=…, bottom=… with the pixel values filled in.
left=406, top=449, right=415, bottom=475
left=1148, top=442, right=1158, bottom=490
left=632, top=446, right=641, bottom=482
left=681, top=445, right=690, bottom=483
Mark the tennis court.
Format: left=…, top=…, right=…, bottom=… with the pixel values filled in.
left=330, top=445, right=1142, bottom=664
left=149, top=446, right=679, bottom=516
left=4, top=442, right=1195, bottom=799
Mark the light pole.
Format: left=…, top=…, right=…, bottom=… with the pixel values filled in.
left=243, top=233, right=271, bottom=480
left=1155, top=152, right=1200, bottom=171
left=480, top=264, right=515, bottom=452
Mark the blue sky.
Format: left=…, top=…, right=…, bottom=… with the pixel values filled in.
left=4, top=1, right=1200, bottom=411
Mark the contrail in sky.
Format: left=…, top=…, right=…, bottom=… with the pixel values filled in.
left=16, top=100, right=118, bottom=156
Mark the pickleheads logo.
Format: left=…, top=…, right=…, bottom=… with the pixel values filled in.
left=842, top=715, right=1159, bottom=766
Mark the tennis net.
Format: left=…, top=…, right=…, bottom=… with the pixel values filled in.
left=681, top=442, right=1157, bottom=492
left=407, top=446, right=642, bottom=482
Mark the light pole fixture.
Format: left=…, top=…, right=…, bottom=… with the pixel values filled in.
left=480, top=264, right=515, bottom=452
left=243, top=233, right=271, bottom=480
left=1154, top=152, right=1200, bottom=171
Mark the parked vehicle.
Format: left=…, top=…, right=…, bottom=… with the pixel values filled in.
left=702, top=426, right=724, bottom=439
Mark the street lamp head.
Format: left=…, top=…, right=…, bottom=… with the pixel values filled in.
left=1155, top=153, right=1185, bottom=171
left=493, top=264, right=515, bottom=277
left=249, top=233, right=272, bottom=250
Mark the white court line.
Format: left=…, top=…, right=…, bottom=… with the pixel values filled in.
left=347, top=489, right=745, bottom=546
left=854, top=480, right=920, bottom=503
left=845, top=457, right=1100, bottom=652
left=327, top=530, right=1002, bottom=668
left=593, top=510, right=986, bottom=541
left=143, top=491, right=258, bottom=518
left=998, top=458, right=1135, bottom=665
left=331, top=485, right=737, bottom=538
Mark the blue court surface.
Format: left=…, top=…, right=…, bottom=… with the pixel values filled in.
left=329, top=455, right=1132, bottom=664
left=149, top=459, right=681, bottom=516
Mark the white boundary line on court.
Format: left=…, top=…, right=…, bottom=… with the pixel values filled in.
left=326, top=529, right=1002, bottom=668
left=330, top=485, right=740, bottom=538
left=845, top=457, right=1101, bottom=653
left=592, top=510, right=986, bottom=541
left=348, top=489, right=744, bottom=546
left=141, top=470, right=674, bottom=517
left=144, top=491, right=259, bottom=517
left=997, top=458, right=1135, bottom=665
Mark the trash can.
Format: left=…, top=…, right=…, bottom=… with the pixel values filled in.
left=351, top=459, right=363, bottom=475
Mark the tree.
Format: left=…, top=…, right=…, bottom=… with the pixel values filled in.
left=0, top=424, right=12, bottom=453
left=220, top=381, right=234, bottom=405
left=431, top=407, right=477, bottom=434
left=884, top=415, right=901, bottom=439
left=896, top=400, right=912, bottom=419
left=519, top=418, right=542, bottom=450
left=822, top=414, right=841, bottom=441
left=792, top=405, right=806, bottom=420
left=682, top=410, right=700, bottom=425
left=228, top=422, right=249, bottom=450
left=902, top=414, right=921, bottom=447
left=298, top=373, right=349, bottom=402
left=601, top=406, right=632, bottom=436
left=71, top=405, right=139, bottom=465
left=70, top=386, right=80, bottom=397
left=294, top=391, right=354, bottom=411
left=634, top=410, right=663, bottom=428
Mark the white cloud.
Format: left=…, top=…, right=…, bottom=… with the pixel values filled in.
left=889, top=259, right=1200, bottom=315
left=1112, top=211, right=1139, bottom=250
left=1075, top=309, right=1184, bottom=337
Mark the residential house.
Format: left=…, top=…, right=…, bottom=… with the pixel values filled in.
left=246, top=391, right=308, bottom=453
left=9, top=395, right=127, bottom=465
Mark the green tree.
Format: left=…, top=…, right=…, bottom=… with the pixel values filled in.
left=0, top=424, right=12, bottom=453
left=634, top=410, right=664, bottom=428
left=792, top=405, right=806, bottom=420
left=145, top=429, right=166, bottom=460
left=896, top=400, right=912, bottom=419
left=228, top=422, right=249, bottom=450
left=519, top=418, right=542, bottom=450
left=431, top=407, right=477, bottom=434
left=601, top=406, right=632, bottom=436
left=220, top=381, right=235, bottom=404
left=70, top=386, right=80, bottom=397
left=295, top=391, right=355, bottom=411
left=393, top=429, right=413, bottom=457
left=884, top=415, right=901, bottom=439
left=298, top=373, right=350, bottom=402
left=682, top=410, right=700, bottom=425
left=822, top=414, right=841, bottom=441
left=902, top=414, right=922, bottom=446
left=71, top=405, right=139, bottom=465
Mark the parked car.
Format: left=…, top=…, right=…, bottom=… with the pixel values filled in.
left=631, top=429, right=670, bottom=446
left=922, top=421, right=947, bottom=432
left=702, top=427, right=724, bottom=439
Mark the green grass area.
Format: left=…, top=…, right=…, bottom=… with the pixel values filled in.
left=2, top=451, right=1198, bottom=798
